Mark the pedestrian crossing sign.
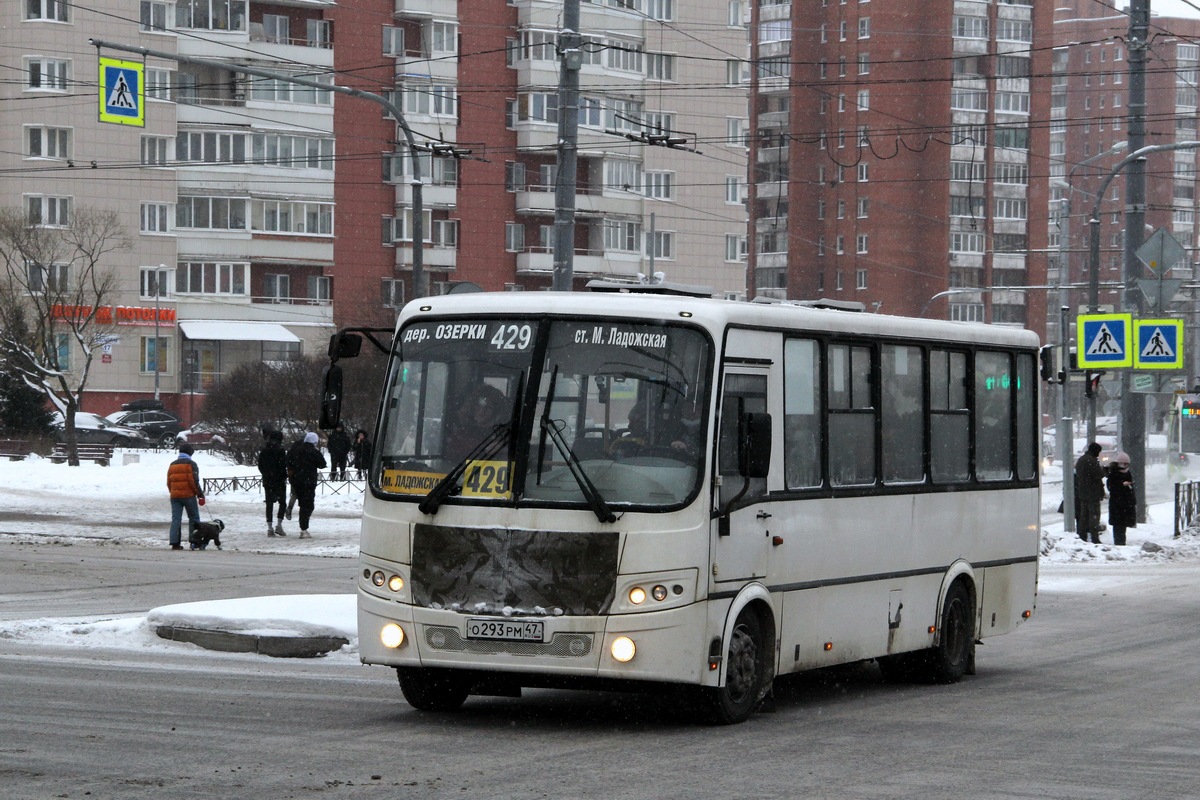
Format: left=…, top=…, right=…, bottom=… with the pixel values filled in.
left=98, top=57, right=144, bottom=127
left=1077, top=313, right=1132, bottom=368
left=1133, top=319, right=1184, bottom=370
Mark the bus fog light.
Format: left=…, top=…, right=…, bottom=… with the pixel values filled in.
left=371, top=570, right=385, bottom=587
left=388, top=575, right=404, bottom=592
left=651, top=585, right=668, bottom=602
left=629, top=587, right=646, bottom=605
left=611, top=636, right=636, bottom=662
left=380, top=623, right=405, bottom=648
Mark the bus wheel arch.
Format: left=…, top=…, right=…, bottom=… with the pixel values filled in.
left=396, top=666, right=471, bottom=712
left=929, top=573, right=976, bottom=683
left=702, top=588, right=775, bottom=725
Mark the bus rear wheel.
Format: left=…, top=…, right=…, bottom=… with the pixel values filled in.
left=701, top=608, right=769, bottom=725
left=396, top=667, right=470, bottom=712
left=927, top=581, right=973, bottom=683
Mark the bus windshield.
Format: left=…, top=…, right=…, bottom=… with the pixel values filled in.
left=374, top=317, right=711, bottom=510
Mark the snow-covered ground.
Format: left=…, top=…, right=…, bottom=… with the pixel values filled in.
left=1, top=447, right=1198, bottom=657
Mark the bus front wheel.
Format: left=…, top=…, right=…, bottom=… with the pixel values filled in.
left=701, top=608, right=769, bottom=725
left=397, top=667, right=470, bottom=712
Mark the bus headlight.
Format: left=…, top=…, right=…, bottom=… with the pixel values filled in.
left=388, top=574, right=404, bottom=592
left=611, top=636, right=636, bottom=662
left=651, top=584, right=668, bottom=602
left=371, top=570, right=386, bottom=587
left=380, top=623, right=405, bottom=648
left=629, top=587, right=646, bottom=605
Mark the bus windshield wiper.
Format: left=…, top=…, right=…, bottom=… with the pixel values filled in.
left=418, top=423, right=511, bottom=516
left=539, top=418, right=617, bottom=524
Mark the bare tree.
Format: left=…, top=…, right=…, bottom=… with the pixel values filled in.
left=0, top=206, right=130, bottom=465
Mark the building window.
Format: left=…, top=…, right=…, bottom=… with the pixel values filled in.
left=176, top=262, right=249, bottom=295
left=27, top=126, right=70, bottom=159
left=140, top=203, right=171, bottom=233
left=950, top=303, right=984, bottom=323
left=175, top=0, right=247, bottom=32
left=817, top=236, right=825, bottom=256
left=26, top=58, right=68, bottom=91
left=858, top=17, right=870, bottom=38
left=175, top=196, right=247, bottom=230
left=644, top=170, right=675, bottom=200
left=725, top=176, right=743, bottom=204
left=856, top=268, right=868, bottom=288
left=604, top=219, right=642, bottom=252
left=725, top=234, right=746, bottom=262
left=857, top=197, right=869, bottom=218
left=858, top=162, right=869, bottom=182
left=836, top=270, right=844, bottom=290
left=646, top=52, right=675, bottom=81
left=994, top=198, right=1028, bottom=220
left=857, top=90, right=869, bottom=111
left=27, top=0, right=69, bottom=21
left=605, top=39, right=643, bottom=73
left=604, top=159, right=643, bottom=192
left=26, top=262, right=69, bottom=293
left=382, top=278, right=404, bottom=309
left=856, top=236, right=868, bottom=255
left=141, top=1, right=170, bottom=31
left=837, top=199, right=846, bottom=218
left=817, top=199, right=826, bottom=219
left=141, top=135, right=169, bottom=165
left=25, top=195, right=71, bottom=227
left=307, top=275, right=331, bottom=303
left=647, top=0, right=674, bottom=20
left=836, top=235, right=845, bottom=254
left=141, top=336, right=171, bottom=375
left=858, top=53, right=870, bottom=74
left=263, top=273, right=291, bottom=302
left=505, top=222, right=525, bottom=252
left=145, top=68, right=172, bottom=101
left=252, top=73, right=334, bottom=106
left=647, top=230, right=675, bottom=260
left=431, top=21, right=458, bottom=54
left=251, top=200, right=334, bottom=235
left=140, top=267, right=172, bottom=299
left=263, top=341, right=301, bottom=362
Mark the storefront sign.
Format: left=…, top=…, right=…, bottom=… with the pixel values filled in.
left=50, top=304, right=176, bottom=327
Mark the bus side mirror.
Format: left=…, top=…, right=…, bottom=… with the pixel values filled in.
left=328, top=332, right=363, bottom=361
left=739, top=412, right=771, bottom=478
left=318, top=364, right=344, bottom=431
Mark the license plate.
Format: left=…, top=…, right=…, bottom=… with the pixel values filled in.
left=465, top=618, right=544, bottom=642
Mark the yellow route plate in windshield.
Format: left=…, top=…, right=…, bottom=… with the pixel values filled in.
left=462, top=460, right=512, bottom=499
left=380, top=469, right=446, bottom=495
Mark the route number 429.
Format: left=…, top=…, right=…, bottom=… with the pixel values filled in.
left=462, top=460, right=512, bottom=499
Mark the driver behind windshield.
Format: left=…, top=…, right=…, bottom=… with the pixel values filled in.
left=444, top=381, right=508, bottom=463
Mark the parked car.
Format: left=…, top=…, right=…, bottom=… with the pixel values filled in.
left=51, top=412, right=151, bottom=447
left=105, top=408, right=186, bottom=448
left=177, top=422, right=226, bottom=447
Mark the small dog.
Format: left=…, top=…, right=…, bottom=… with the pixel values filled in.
left=189, top=519, right=225, bottom=551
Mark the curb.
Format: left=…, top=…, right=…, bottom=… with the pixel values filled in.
left=155, top=624, right=348, bottom=658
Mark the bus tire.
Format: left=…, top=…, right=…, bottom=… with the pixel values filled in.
left=927, top=581, right=974, bottom=684
left=701, top=608, right=769, bottom=725
left=396, top=667, right=470, bottom=712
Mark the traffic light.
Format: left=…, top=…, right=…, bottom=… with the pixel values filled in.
left=1084, top=371, right=1104, bottom=398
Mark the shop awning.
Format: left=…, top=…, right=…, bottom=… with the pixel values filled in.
left=178, top=321, right=301, bottom=343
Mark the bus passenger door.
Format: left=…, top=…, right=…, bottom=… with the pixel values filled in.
left=711, top=367, right=771, bottom=586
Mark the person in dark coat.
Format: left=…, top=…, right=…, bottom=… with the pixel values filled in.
left=287, top=431, right=327, bottom=538
left=352, top=429, right=372, bottom=480
left=1074, top=441, right=1106, bottom=544
left=257, top=429, right=289, bottom=537
left=327, top=423, right=352, bottom=481
left=1106, top=452, right=1137, bottom=546
left=284, top=435, right=305, bottom=520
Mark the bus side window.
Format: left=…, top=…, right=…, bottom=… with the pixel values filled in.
left=930, top=349, right=969, bottom=482
left=882, top=344, right=925, bottom=483
left=828, top=344, right=876, bottom=486
left=784, top=338, right=823, bottom=489
left=718, top=373, right=768, bottom=506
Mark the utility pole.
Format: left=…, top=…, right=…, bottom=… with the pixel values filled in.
left=154, top=264, right=163, bottom=401
left=1123, top=0, right=1149, bottom=522
left=88, top=39, right=429, bottom=298
left=552, top=0, right=582, bottom=291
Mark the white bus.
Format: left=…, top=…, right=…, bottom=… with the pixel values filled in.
left=324, top=286, right=1040, bottom=724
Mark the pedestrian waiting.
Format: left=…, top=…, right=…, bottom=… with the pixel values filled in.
left=1106, top=452, right=1137, bottom=546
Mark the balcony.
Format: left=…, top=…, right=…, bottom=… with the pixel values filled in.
left=516, top=248, right=639, bottom=279
left=395, top=0, right=457, bottom=18
left=397, top=244, right=457, bottom=270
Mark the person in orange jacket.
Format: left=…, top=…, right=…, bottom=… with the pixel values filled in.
left=166, top=442, right=205, bottom=551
